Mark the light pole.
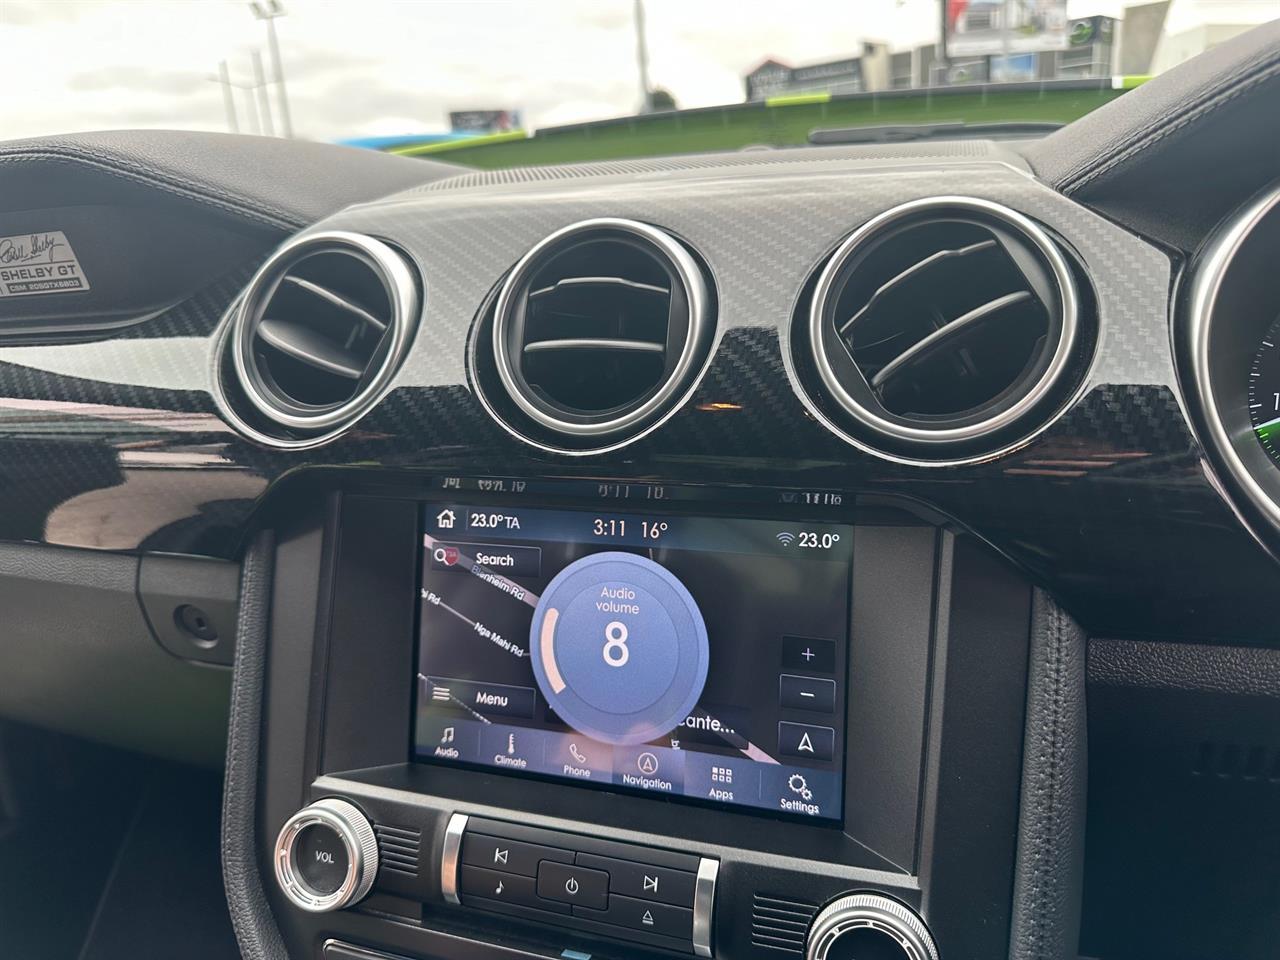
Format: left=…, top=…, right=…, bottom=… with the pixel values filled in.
left=251, top=49, right=275, bottom=136
left=634, top=0, right=652, bottom=113
left=250, top=0, right=294, bottom=138
left=209, top=61, right=266, bottom=135
left=212, top=60, right=239, bottom=133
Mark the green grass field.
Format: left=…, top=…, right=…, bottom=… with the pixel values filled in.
left=402, top=87, right=1126, bottom=169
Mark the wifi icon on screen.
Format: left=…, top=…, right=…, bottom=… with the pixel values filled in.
left=776, top=531, right=796, bottom=546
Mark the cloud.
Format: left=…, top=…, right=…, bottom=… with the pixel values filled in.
left=2, top=0, right=1274, bottom=145
left=69, top=65, right=207, bottom=97
left=276, top=46, right=382, bottom=84
left=0, top=0, right=92, bottom=26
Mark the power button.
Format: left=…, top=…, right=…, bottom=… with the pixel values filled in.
left=536, top=861, right=609, bottom=911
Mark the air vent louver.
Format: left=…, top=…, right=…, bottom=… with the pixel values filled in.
left=375, top=823, right=422, bottom=877
left=803, top=197, right=1085, bottom=464
left=751, top=894, right=818, bottom=954
left=484, top=218, right=713, bottom=448
left=227, top=231, right=418, bottom=440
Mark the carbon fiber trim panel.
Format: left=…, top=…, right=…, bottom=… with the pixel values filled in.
left=0, top=150, right=1273, bottom=642
left=416, top=140, right=1004, bottom=192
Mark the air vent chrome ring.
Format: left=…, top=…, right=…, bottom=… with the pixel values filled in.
left=230, top=230, right=419, bottom=432
left=490, top=218, right=711, bottom=439
left=1184, top=181, right=1280, bottom=536
left=807, top=196, right=1080, bottom=457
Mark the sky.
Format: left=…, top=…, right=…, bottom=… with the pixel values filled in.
left=0, top=0, right=1276, bottom=143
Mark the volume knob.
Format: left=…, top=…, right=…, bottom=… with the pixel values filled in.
left=806, top=893, right=938, bottom=960
left=273, top=798, right=379, bottom=912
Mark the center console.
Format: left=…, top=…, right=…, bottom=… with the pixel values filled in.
left=247, top=475, right=1042, bottom=960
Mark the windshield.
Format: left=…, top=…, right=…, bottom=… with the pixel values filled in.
left=3, top=0, right=1275, bottom=169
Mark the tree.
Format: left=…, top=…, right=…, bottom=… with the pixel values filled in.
left=648, top=87, right=677, bottom=112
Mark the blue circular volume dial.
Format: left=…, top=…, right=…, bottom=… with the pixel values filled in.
left=530, top=552, right=709, bottom=746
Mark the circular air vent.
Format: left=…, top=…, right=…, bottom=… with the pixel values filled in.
left=482, top=218, right=714, bottom=449
left=227, top=230, right=419, bottom=438
left=799, top=196, right=1085, bottom=464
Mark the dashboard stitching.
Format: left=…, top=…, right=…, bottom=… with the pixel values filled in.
left=1012, top=594, right=1086, bottom=960
left=220, top=531, right=289, bottom=960
left=1036, top=602, right=1066, bottom=960
left=1060, top=55, right=1280, bottom=194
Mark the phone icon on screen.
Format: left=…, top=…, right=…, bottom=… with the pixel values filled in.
left=569, top=743, right=587, bottom=765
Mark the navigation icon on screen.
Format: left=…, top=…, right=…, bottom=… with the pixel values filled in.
left=637, top=752, right=660, bottom=775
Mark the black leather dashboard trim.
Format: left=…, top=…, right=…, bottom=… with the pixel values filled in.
left=222, top=529, right=288, bottom=960
left=1026, top=19, right=1280, bottom=196
left=0, top=130, right=460, bottom=233
left=1022, top=20, right=1280, bottom=252
left=1009, top=591, right=1087, bottom=960
left=1089, top=636, right=1280, bottom=698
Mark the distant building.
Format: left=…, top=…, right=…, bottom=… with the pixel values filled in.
left=1115, top=1, right=1170, bottom=74
left=743, top=54, right=866, bottom=101
left=1045, top=15, right=1117, bottom=79
left=943, top=14, right=1115, bottom=84
left=744, top=12, right=1114, bottom=100
left=742, top=1, right=1263, bottom=99
left=743, top=58, right=791, bottom=100
left=948, top=0, right=1070, bottom=57
left=1117, top=1, right=1262, bottom=75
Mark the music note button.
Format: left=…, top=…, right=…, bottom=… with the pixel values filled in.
left=458, top=866, right=569, bottom=914
left=416, top=715, right=478, bottom=762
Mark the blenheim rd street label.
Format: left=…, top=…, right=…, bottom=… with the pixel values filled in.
left=0, top=231, right=91, bottom=297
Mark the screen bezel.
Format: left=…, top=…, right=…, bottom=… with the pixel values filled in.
left=408, top=499, right=854, bottom=825
left=314, top=476, right=946, bottom=870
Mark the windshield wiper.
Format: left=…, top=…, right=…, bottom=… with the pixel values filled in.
left=808, top=121, right=1063, bottom=145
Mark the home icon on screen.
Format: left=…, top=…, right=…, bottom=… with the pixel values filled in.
left=436, top=509, right=456, bottom=529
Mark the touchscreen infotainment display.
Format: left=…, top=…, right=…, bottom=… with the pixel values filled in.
left=412, top=504, right=852, bottom=821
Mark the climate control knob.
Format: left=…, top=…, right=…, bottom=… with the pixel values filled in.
left=807, top=893, right=938, bottom=960
left=273, top=798, right=378, bottom=912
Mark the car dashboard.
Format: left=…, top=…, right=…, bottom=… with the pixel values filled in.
left=2, top=23, right=1280, bottom=960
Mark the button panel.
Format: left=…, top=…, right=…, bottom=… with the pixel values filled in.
left=536, top=861, right=609, bottom=910
left=779, top=674, right=837, bottom=714
left=781, top=635, right=836, bottom=673
left=444, top=814, right=717, bottom=956
left=460, top=833, right=572, bottom=877
left=778, top=720, right=836, bottom=761
left=576, top=853, right=696, bottom=907
left=576, top=894, right=695, bottom=940
left=459, top=865, right=570, bottom=914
